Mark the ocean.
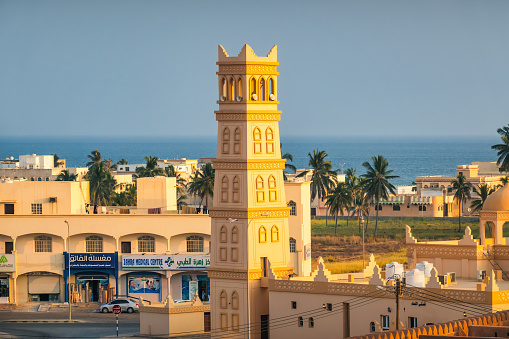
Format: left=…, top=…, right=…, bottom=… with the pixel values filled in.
left=0, top=136, right=500, bottom=186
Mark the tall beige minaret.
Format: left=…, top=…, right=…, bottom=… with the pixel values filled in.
left=208, top=44, right=292, bottom=339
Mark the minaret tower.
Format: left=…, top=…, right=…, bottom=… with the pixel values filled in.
left=208, top=44, right=292, bottom=338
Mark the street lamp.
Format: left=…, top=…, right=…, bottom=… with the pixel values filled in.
left=64, top=220, right=72, bottom=323
left=233, top=211, right=269, bottom=339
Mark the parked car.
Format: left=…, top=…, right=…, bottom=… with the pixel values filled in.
left=99, top=298, right=139, bottom=313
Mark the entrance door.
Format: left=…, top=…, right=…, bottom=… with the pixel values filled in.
left=4, top=204, right=14, bottom=214
left=204, top=312, right=211, bottom=332
left=121, top=242, right=131, bottom=253
left=91, top=281, right=99, bottom=302
left=198, top=281, right=208, bottom=301
left=5, top=242, right=13, bottom=254
left=261, top=314, right=269, bottom=339
left=443, top=204, right=448, bottom=217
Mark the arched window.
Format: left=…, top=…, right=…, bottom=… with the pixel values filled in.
left=259, top=226, right=267, bottom=243
left=288, top=201, right=297, bottom=216
left=220, top=225, right=227, bottom=243
left=138, top=235, right=155, bottom=252
left=222, top=127, right=230, bottom=154
left=232, top=175, right=240, bottom=203
left=289, top=237, right=296, bottom=253
left=237, top=77, right=243, bottom=99
left=260, top=78, right=266, bottom=101
left=253, top=127, right=262, bottom=154
left=86, top=235, right=103, bottom=253
left=271, top=225, right=279, bottom=242
left=221, top=78, right=226, bottom=98
left=229, top=77, right=235, bottom=101
left=309, top=317, right=314, bottom=328
left=266, top=127, right=274, bottom=154
left=268, top=175, right=277, bottom=202
left=298, top=316, right=304, bottom=327
left=231, top=291, right=239, bottom=309
left=233, top=127, right=241, bottom=154
left=256, top=176, right=265, bottom=202
left=220, top=290, right=227, bottom=309
left=370, top=321, right=376, bottom=332
left=34, top=235, right=52, bottom=252
left=269, top=78, right=275, bottom=99
left=186, top=235, right=204, bottom=252
left=250, top=77, right=257, bottom=99
left=231, top=226, right=239, bottom=243
left=221, top=176, right=229, bottom=202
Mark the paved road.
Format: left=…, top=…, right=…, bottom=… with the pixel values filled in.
left=0, top=309, right=140, bottom=338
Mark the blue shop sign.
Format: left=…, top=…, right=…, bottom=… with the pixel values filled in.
left=65, top=253, right=116, bottom=269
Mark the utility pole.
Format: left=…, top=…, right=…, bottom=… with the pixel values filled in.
left=395, top=278, right=402, bottom=330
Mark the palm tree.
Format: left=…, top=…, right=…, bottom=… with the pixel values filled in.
left=88, top=161, right=117, bottom=206
left=118, top=159, right=128, bottom=165
left=470, top=184, right=496, bottom=214
left=361, top=155, right=399, bottom=238
left=56, top=169, right=77, bottom=181
left=86, top=150, right=102, bottom=168
left=325, top=182, right=352, bottom=235
left=344, top=168, right=359, bottom=228
left=491, top=124, right=509, bottom=173
left=188, top=163, right=215, bottom=213
left=451, top=174, right=473, bottom=232
left=136, top=156, right=165, bottom=178
left=296, top=149, right=337, bottom=226
left=53, top=154, right=61, bottom=168
left=499, top=176, right=509, bottom=187
left=112, top=184, right=137, bottom=206
left=165, top=165, right=188, bottom=211
left=281, top=143, right=296, bottom=181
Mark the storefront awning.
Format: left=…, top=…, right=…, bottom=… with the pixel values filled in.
left=379, top=196, right=405, bottom=204
left=411, top=196, right=432, bottom=205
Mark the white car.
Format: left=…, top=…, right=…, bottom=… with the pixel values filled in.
left=99, top=298, right=139, bottom=313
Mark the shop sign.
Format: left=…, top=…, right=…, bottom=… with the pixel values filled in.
left=122, top=254, right=210, bottom=270
left=0, top=254, right=15, bottom=272
left=65, top=253, right=116, bottom=269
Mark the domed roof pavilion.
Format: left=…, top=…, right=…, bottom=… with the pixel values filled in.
left=479, top=184, right=509, bottom=245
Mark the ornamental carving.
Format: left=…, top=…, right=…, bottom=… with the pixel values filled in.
left=213, top=161, right=285, bottom=171
left=140, top=305, right=211, bottom=314
left=407, top=244, right=483, bottom=259
left=272, top=280, right=316, bottom=293
left=207, top=270, right=247, bottom=280
left=246, top=65, right=277, bottom=74
left=248, top=209, right=289, bottom=219
left=327, top=283, right=374, bottom=296
left=209, top=210, right=248, bottom=219
left=218, top=65, right=246, bottom=73
left=215, top=113, right=281, bottom=122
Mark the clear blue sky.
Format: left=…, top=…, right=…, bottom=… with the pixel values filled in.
left=1, top=0, right=508, bottom=138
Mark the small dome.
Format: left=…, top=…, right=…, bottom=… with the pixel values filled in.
left=483, top=184, right=509, bottom=212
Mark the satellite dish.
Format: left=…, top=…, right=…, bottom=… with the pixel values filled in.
left=251, top=94, right=257, bottom=101
left=220, top=96, right=226, bottom=102
left=269, top=94, right=275, bottom=101
left=236, top=96, right=243, bottom=102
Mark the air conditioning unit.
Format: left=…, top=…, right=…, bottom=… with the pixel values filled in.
left=49, top=197, right=57, bottom=203
left=477, top=270, right=487, bottom=281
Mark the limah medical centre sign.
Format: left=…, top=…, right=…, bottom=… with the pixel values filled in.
left=122, top=254, right=210, bottom=270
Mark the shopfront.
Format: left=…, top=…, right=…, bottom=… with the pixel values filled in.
left=28, top=272, right=61, bottom=302
left=0, top=254, right=15, bottom=303
left=121, top=254, right=210, bottom=302
left=64, top=252, right=118, bottom=303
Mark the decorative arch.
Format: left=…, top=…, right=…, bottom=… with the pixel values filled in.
left=253, top=127, right=262, bottom=154
left=86, top=235, right=103, bottom=252
left=268, top=175, right=277, bottom=202
left=220, top=225, right=227, bottom=243
left=287, top=200, right=297, bottom=216
left=221, top=77, right=227, bottom=98
left=269, top=77, right=275, bottom=99
left=221, top=176, right=229, bottom=203
left=298, top=316, right=304, bottom=327
left=231, top=226, right=239, bottom=243
left=259, top=226, right=267, bottom=243
left=256, top=175, right=265, bottom=202
left=237, top=77, right=243, bottom=99
left=138, top=235, right=155, bottom=252
left=220, top=290, right=227, bottom=309
left=250, top=77, right=257, bottom=99
left=232, top=175, right=240, bottom=203
left=266, top=127, right=274, bottom=154
left=229, top=77, right=235, bottom=101
left=233, top=127, right=241, bottom=154
left=271, top=225, right=279, bottom=242
left=259, top=77, right=266, bottom=101
left=222, top=127, right=230, bottom=154
left=231, top=291, right=239, bottom=309
left=289, top=237, right=296, bottom=253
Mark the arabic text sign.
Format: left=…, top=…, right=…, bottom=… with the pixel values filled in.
left=0, top=254, right=15, bottom=272
left=122, top=254, right=210, bottom=270
left=66, top=253, right=116, bottom=268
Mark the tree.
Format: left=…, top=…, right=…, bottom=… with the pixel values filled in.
left=135, top=156, right=165, bottom=178
left=451, top=174, right=472, bottom=232
left=491, top=124, right=509, bottom=173
left=296, top=149, right=337, bottom=226
left=118, top=159, right=128, bottom=165
left=281, top=143, right=296, bottom=181
left=361, top=155, right=399, bottom=237
left=165, top=165, right=188, bottom=211
left=53, top=154, right=61, bottom=168
left=188, top=163, right=215, bottom=213
left=86, top=150, right=102, bottom=168
left=470, top=184, right=496, bottom=214
left=56, top=169, right=77, bottom=181
left=325, top=182, right=352, bottom=235
left=499, top=176, right=509, bottom=187
left=112, top=184, right=137, bottom=206
left=88, top=161, right=117, bottom=206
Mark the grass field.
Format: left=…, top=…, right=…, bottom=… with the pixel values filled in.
left=310, top=217, right=509, bottom=274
